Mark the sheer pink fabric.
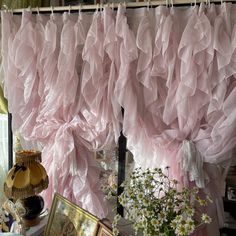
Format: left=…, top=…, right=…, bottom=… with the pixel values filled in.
left=115, top=3, right=236, bottom=236
left=1, top=10, right=118, bottom=218
left=1, top=3, right=236, bottom=234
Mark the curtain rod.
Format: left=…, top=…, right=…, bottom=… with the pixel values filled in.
left=6, top=0, right=234, bottom=13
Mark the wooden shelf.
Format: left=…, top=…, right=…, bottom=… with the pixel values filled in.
left=220, top=198, right=236, bottom=236
left=223, top=197, right=236, bottom=213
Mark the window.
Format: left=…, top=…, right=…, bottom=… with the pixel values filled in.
left=0, top=114, right=8, bottom=173
left=0, top=114, right=8, bottom=205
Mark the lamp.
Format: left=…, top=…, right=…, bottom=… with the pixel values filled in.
left=4, top=150, right=48, bottom=227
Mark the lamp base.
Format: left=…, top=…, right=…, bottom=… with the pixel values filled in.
left=20, top=195, right=44, bottom=227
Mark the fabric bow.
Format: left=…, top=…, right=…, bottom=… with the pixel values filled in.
left=181, top=140, right=205, bottom=188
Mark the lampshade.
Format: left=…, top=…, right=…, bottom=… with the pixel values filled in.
left=4, top=150, right=48, bottom=200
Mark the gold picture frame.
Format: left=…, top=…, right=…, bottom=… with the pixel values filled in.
left=97, top=222, right=113, bottom=236
left=44, top=193, right=99, bottom=236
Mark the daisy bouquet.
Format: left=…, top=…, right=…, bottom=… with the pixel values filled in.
left=111, top=167, right=212, bottom=236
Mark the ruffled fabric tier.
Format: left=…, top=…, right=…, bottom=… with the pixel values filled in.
left=1, top=3, right=236, bottom=234
left=113, top=4, right=236, bottom=236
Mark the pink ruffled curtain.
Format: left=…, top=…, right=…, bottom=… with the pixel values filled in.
left=1, top=9, right=121, bottom=218
left=118, top=3, right=236, bottom=236
left=1, top=3, right=236, bottom=234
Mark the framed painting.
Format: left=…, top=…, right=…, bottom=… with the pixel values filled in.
left=97, top=222, right=113, bottom=236
left=44, top=193, right=99, bottom=236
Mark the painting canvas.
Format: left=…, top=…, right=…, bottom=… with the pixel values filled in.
left=44, top=193, right=99, bottom=236
left=97, top=223, right=113, bottom=236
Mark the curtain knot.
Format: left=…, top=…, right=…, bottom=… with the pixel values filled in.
left=181, top=140, right=205, bottom=188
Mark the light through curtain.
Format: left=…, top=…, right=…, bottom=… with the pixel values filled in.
left=0, top=84, right=8, bottom=172
left=0, top=19, right=8, bottom=206
left=0, top=114, right=8, bottom=206
left=0, top=115, right=7, bottom=172
left=1, top=2, right=236, bottom=235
